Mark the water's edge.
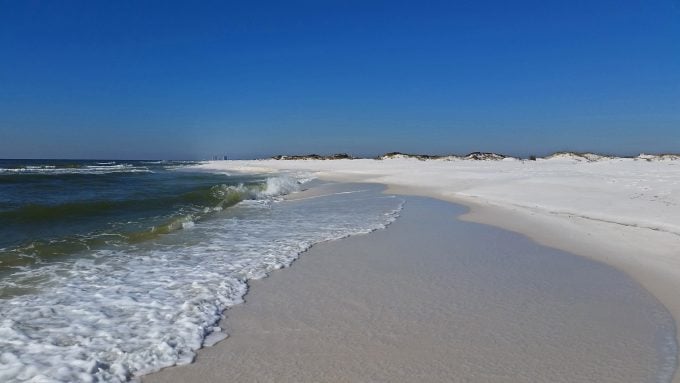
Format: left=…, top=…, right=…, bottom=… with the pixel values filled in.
left=144, top=188, right=678, bottom=383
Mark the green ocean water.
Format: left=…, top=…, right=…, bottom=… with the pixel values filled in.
left=0, top=159, right=268, bottom=270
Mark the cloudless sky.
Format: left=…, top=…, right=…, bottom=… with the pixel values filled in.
left=1, top=0, right=679, bottom=159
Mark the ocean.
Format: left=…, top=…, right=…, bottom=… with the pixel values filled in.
left=0, top=159, right=404, bottom=382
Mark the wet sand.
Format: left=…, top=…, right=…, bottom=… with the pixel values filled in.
left=144, top=190, right=676, bottom=382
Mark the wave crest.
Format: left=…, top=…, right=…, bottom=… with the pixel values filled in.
left=0, top=175, right=306, bottom=268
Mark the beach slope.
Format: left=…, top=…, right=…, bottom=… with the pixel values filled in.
left=145, top=195, right=675, bottom=383
left=192, top=158, right=680, bottom=349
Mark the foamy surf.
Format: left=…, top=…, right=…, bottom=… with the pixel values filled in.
left=0, top=163, right=152, bottom=175
left=0, top=176, right=404, bottom=382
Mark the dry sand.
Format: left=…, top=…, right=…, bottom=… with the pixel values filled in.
left=144, top=189, right=675, bottom=382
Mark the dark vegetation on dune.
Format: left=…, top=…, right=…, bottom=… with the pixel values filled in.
left=269, top=151, right=680, bottom=162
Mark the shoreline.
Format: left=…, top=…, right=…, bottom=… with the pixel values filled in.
left=190, top=158, right=680, bottom=383
left=145, top=192, right=676, bottom=382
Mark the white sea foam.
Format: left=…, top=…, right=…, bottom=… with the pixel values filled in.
left=0, top=183, right=403, bottom=382
left=260, top=174, right=301, bottom=197
left=0, top=164, right=151, bottom=175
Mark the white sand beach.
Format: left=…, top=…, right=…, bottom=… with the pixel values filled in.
left=146, top=189, right=675, bottom=383
left=144, top=157, right=680, bottom=382
left=192, top=157, right=680, bottom=334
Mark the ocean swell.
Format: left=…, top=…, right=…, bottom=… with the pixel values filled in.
left=0, top=175, right=305, bottom=270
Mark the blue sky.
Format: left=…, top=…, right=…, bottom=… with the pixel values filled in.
left=1, top=0, right=679, bottom=159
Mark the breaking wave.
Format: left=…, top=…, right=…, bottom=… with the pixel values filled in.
left=0, top=175, right=306, bottom=270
